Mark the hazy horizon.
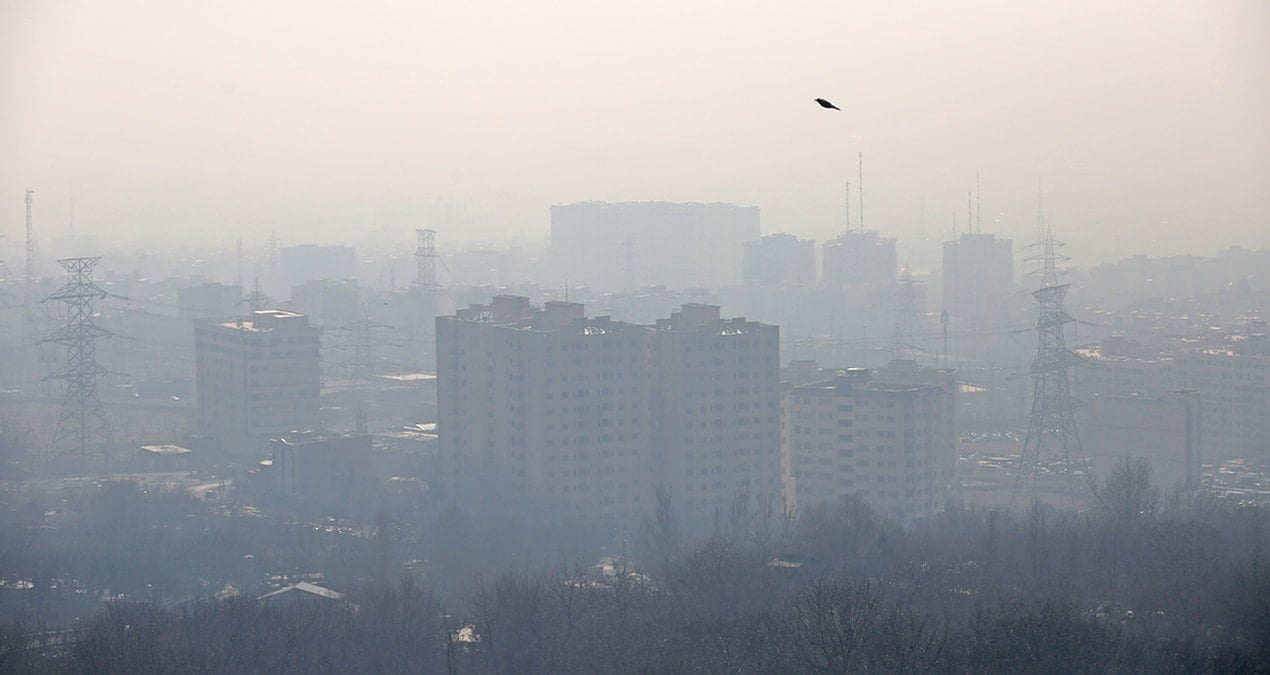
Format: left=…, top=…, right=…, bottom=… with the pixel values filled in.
left=2, top=0, right=1267, bottom=261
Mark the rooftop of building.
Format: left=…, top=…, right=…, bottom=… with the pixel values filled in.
left=257, top=581, right=344, bottom=603
left=445, top=296, right=770, bottom=334
left=204, top=309, right=315, bottom=333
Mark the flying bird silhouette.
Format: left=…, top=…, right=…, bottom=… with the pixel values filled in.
left=814, top=98, right=840, bottom=110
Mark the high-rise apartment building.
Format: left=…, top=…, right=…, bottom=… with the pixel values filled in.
left=743, top=233, right=816, bottom=286
left=550, top=201, right=760, bottom=291
left=436, top=296, right=781, bottom=529
left=194, top=309, right=323, bottom=454
left=941, top=233, right=1013, bottom=326
left=783, top=364, right=957, bottom=521
left=652, top=304, right=783, bottom=521
left=822, top=230, right=897, bottom=287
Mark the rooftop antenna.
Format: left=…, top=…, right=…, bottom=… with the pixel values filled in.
left=976, top=171, right=982, bottom=234
left=844, top=181, right=851, bottom=232
left=857, top=152, right=864, bottom=232
left=23, top=190, right=37, bottom=347
left=967, top=192, right=973, bottom=236
left=234, top=238, right=244, bottom=290
left=1036, top=178, right=1045, bottom=243
left=24, top=188, right=36, bottom=294
left=241, top=276, right=270, bottom=312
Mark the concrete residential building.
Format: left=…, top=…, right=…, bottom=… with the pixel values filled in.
left=743, top=233, right=816, bottom=286
left=194, top=309, right=323, bottom=454
left=652, top=304, right=783, bottom=523
left=784, top=366, right=957, bottom=522
left=272, top=431, right=373, bottom=500
left=550, top=201, right=760, bottom=291
left=1081, top=391, right=1201, bottom=491
left=822, top=230, right=897, bottom=287
left=941, top=232, right=1013, bottom=327
left=436, top=296, right=781, bottom=529
left=1075, top=339, right=1267, bottom=461
left=437, top=296, right=654, bottom=523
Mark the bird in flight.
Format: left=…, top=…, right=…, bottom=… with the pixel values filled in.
left=814, top=98, right=840, bottom=110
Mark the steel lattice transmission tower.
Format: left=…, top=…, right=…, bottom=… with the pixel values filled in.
left=42, top=257, right=113, bottom=462
left=1016, top=227, right=1089, bottom=504
left=891, top=265, right=924, bottom=361
left=336, top=303, right=392, bottom=435
left=414, top=228, right=438, bottom=289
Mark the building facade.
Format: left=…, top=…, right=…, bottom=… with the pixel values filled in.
left=194, top=309, right=323, bottom=454
left=436, top=296, right=781, bottom=529
left=743, top=233, right=816, bottom=286
left=822, top=230, right=897, bottom=287
left=941, top=232, right=1013, bottom=327
left=783, top=364, right=957, bottom=522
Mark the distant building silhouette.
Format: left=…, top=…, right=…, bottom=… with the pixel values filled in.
left=279, top=244, right=357, bottom=292
left=550, top=201, right=760, bottom=291
left=941, top=232, right=1013, bottom=327
left=178, top=282, right=242, bottom=319
left=822, top=230, right=896, bottom=287
left=743, top=233, right=816, bottom=286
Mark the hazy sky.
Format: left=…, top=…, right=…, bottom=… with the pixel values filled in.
left=2, top=0, right=1267, bottom=263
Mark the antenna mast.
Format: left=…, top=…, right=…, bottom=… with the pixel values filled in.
left=976, top=171, right=982, bottom=234
left=967, top=192, right=973, bottom=236
left=844, top=181, right=851, bottom=232
left=857, top=152, right=864, bottom=232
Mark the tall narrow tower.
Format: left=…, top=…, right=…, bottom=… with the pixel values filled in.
left=1016, top=227, right=1087, bottom=504
left=42, top=257, right=113, bottom=464
left=892, top=266, right=923, bottom=361
left=414, top=229, right=438, bottom=289
left=24, top=189, right=35, bottom=287
left=23, top=190, right=37, bottom=334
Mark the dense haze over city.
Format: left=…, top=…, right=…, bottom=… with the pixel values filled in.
left=2, top=0, right=1268, bottom=258
left=1, top=2, right=1269, bottom=672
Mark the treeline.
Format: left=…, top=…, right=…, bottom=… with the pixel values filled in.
left=2, top=462, right=1269, bottom=672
